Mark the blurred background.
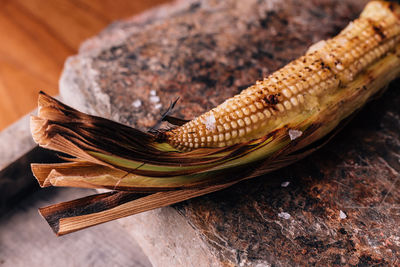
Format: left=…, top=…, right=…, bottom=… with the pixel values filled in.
left=0, top=0, right=170, bottom=130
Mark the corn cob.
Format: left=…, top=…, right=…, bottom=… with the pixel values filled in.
left=167, top=1, right=400, bottom=150
left=30, top=1, right=400, bottom=235
left=31, top=0, right=400, bottom=187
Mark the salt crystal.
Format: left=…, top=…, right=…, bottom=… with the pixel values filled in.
left=289, top=129, right=303, bottom=140
left=149, top=95, right=160, bottom=103
left=150, top=90, right=156, bottom=96
left=281, top=181, right=290, bottom=187
left=339, top=210, right=347, bottom=219
left=307, top=40, right=326, bottom=54
left=203, top=113, right=216, bottom=131
left=132, top=99, right=142, bottom=108
left=154, top=103, right=162, bottom=109
left=278, top=212, right=291, bottom=220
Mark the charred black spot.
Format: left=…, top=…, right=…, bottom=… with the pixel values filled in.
left=154, top=131, right=168, bottom=143
left=372, top=25, right=386, bottom=40
left=320, top=61, right=331, bottom=70
left=40, top=191, right=147, bottom=235
left=263, top=94, right=280, bottom=105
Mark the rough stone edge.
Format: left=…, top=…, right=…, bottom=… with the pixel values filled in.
left=59, top=0, right=197, bottom=118
left=78, top=0, right=196, bottom=55
left=118, top=207, right=222, bottom=267
left=59, top=56, right=111, bottom=117
left=0, top=112, right=36, bottom=170
left=0, top=110, right=39, bottom=213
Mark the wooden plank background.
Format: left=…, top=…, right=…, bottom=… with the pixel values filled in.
left=0, top=0, right=170, bottom=130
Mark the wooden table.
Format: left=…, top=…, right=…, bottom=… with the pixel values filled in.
left=0, top=0, right=170, bottom=130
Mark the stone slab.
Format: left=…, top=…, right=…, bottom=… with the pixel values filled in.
left=59, top=0, right=400, bottom=266
left=0, top=187, right=151, bottom=267
left=0, top=106, right=61, bottom=212
left=0, top=113, right=36, bottom=170
left=0, top=112, right=40, bottom=212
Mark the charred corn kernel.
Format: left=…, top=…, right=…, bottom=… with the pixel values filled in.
left=167, top=1, right=400, bottom=150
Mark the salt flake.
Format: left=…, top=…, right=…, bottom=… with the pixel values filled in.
left=339, top=210, right=347, bottom=219
left=149, top=95, right=160, bottom=103
left=307, top=40, right=326, bottom=54
left=278, top=212, right=291, bottom=220
left=281, top=181, right=290, bottom=187
left=150, top=90, right=156, bottom=96
left=154, top=103, right=162, bottom=110
left=289, top=129, right=303, bottom=140
left=132, top=99, right=142, bottom=108
left=203, top=113, right=216, bottom=131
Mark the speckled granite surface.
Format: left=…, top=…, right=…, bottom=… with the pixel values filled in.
left=60, top=0, right=400, bottom=265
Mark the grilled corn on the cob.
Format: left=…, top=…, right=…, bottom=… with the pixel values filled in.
left=167, top=1, right=400, bottom=150
left=30, top=1, right=400, bottom=235
left=31, top=0, right=400, bottom=189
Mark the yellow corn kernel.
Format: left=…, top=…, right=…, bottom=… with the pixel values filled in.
left=166, top=1, right=400, bottom=150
